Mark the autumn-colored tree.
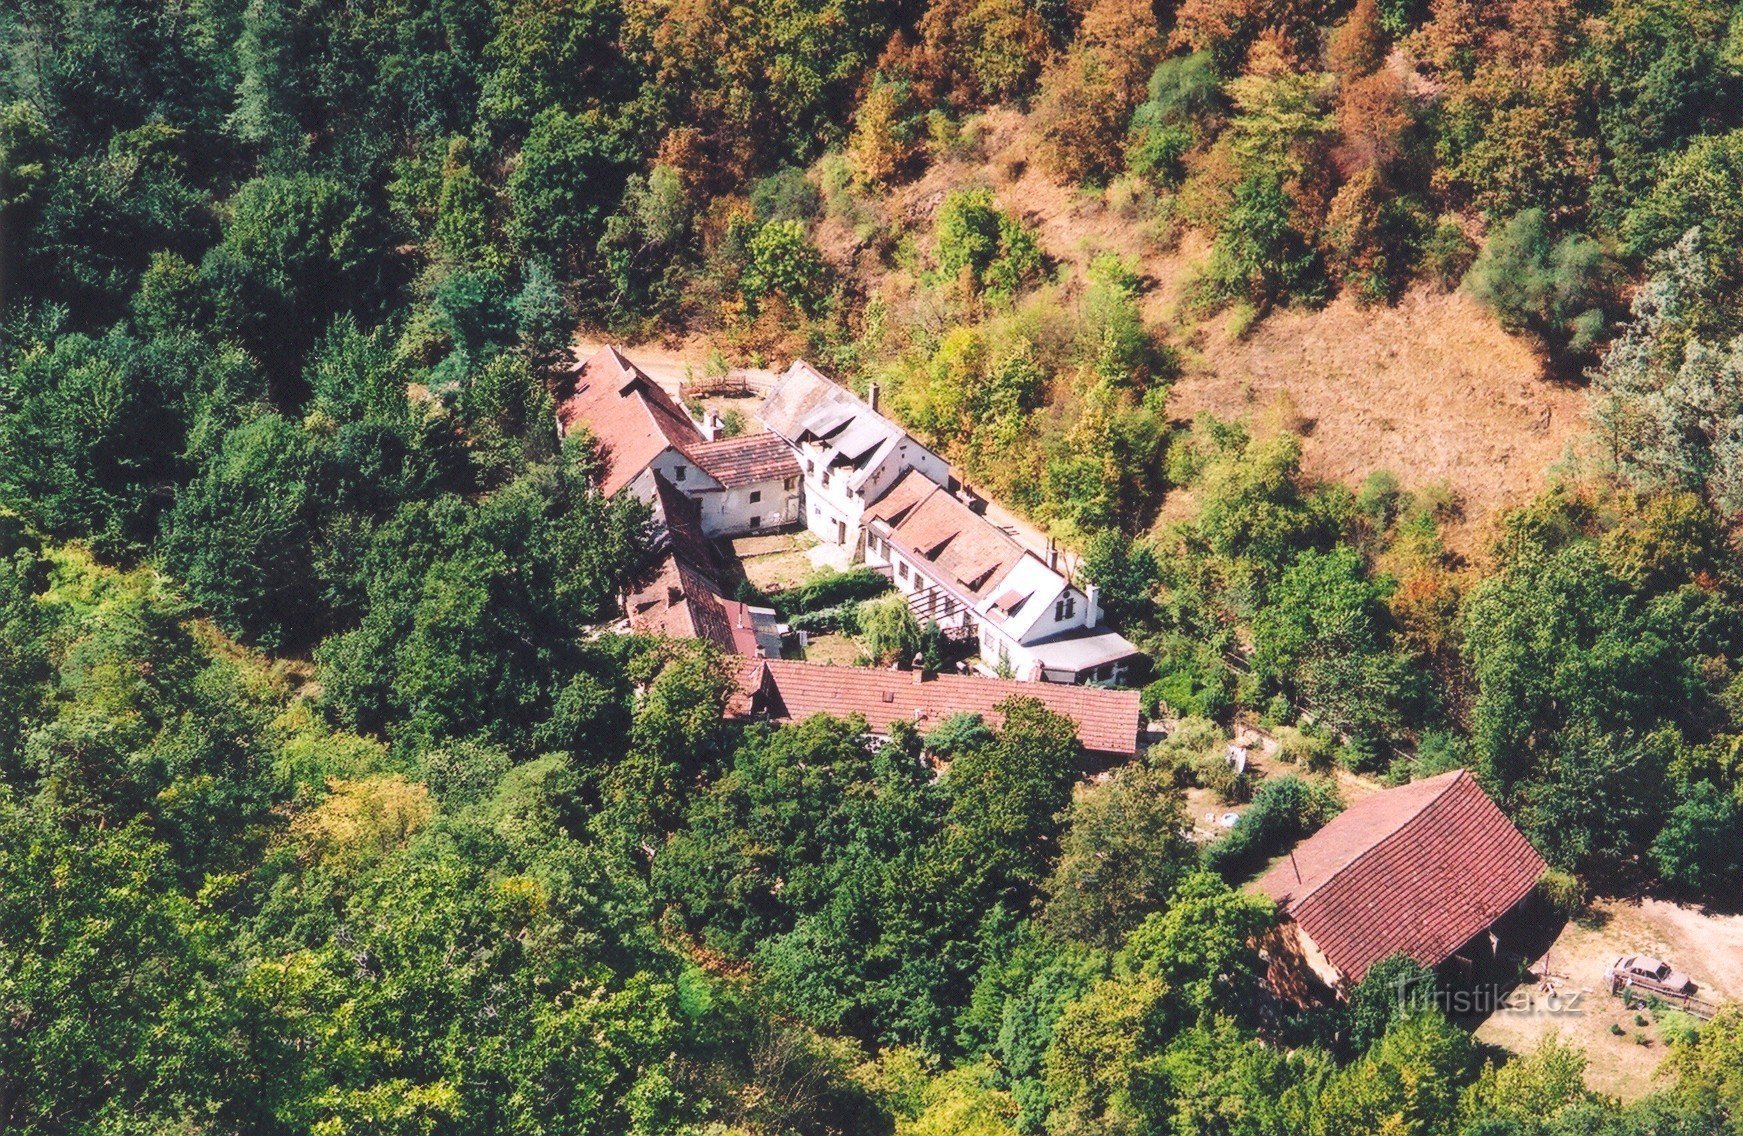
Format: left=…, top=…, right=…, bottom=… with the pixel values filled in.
left=914, top=0, right=1053, bottom=108
left=1337, top=68, right=1413, bottom=176
left=1031, top=0, right=1163, bottom=183
left=1328, top=0, right=1388, bottom=78
left=847, top=77, right=923, bottom=186
left=1323, top=166, right=1429, bottom=301
left=1172, top=0, right=1333, bottom=69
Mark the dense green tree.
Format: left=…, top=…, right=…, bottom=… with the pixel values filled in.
left=1315, top=1010, right=1472, bottom=1136
left=0, top=325, right=188, bottom=555
left=1042, top=764, right=1194, bottom=949
left=740, top=218, right=830, bottom=318
left=1462, top=208, right=1606, bottom=365
left=508, top=107, right=627, bottom=268
left=1650, top=779, right=1743, bottom=894
left=1205, top=171, right=1321, bottom=309
left=1344, top=954, right=1436, bottom=1053
left=162, top=414, right=326, bottom=649
left=1462, top=540, right=1702, bottom=791
left=1250, top=545, right=1422, bottom=747
left=203, top=173, right=389, bottom=382
left=27, top=124, right=210, bottom=322
left=0, top=520, right=50, bottom=774
left=0, top=799, right=238, bottom=1135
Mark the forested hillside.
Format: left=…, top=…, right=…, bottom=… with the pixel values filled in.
left=5, top=0, right=1743, bottom=1132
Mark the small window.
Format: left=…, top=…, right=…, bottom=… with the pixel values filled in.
left=749, top=490, right=762, bottom=503
left=806, top=459, right=815, bottom=474
left=898, top=562, right=909, bottom=581
left=749, top=515, right=761, bottom=529
left=673, top=465, right=687, bottom=482
left=1056, top=594, right=1077, bottom=621
left=784, top=477, right=796, bottom=490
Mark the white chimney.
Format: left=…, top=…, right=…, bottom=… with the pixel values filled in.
left=1046, top=541, right=1059, bottom=572
left=1085, top=584, right=1100, bottom=629
left=704, top=410, right=723, bottom=440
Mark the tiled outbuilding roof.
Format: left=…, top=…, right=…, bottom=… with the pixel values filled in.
left=1254, top=770, right=1547, bottom=984
left=731, top=659, right=1144, bottom=759
left=625, top=472, right=769, bottom=657
left=556, top=346, right=704, bottom=496
left=687, top=432, right=800, bottom=487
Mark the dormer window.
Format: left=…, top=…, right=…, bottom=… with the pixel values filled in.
left=1055, top=594, right=1076, bottom=621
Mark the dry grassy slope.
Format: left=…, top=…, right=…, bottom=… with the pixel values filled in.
left=821, top=107, right=1587, bottom=555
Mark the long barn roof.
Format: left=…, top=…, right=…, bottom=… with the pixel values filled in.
left=1254, top=769, right=1546, bottom=983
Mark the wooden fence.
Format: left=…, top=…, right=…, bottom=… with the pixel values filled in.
left=1613, top=978, right=1722, bottom=1020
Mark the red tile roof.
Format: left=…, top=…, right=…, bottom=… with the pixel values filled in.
left=865, top=469, right=1029, bottom=600
left=686, top=432, right=800, bottom=487
left=627, top=557, right=742, bottom=653
left=1254, top=770, right=1547, bottom=984
left=556, top=346, right=704, bottom=496
left=624, top=472, right=757, bottom=656
left=731, top=659, right=1143, bottom=758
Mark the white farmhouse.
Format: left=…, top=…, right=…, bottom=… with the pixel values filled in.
left=863, top=469, right=1143, bottom=684
left=556, top=346, right=799, bottom=537
left=759, top=360, right=951, bottom=553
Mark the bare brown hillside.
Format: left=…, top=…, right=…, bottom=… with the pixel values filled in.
left=819, top=107, right=1586, bottom=552
left=1177, top=291, right=1585, bottom=542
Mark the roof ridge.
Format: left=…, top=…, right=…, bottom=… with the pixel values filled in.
left=1280, top=769, right=1469, bottom=908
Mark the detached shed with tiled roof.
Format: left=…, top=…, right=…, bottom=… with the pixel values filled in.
left=1253, top=769, right=1547, bottom=993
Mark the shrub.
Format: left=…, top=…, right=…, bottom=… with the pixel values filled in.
left=1656, top=1010, right=1700, bottom=1048
left=1190, top=749, right=1252, bottom=803
left=1147, top=716, right=1225, bottom=785
left=787, top=602, right=862, bottom=636
left=1420, top=217, right=1476, bottom=290
left=1535, top=868, right=1585, bottom=920
left=776, top=567, right=892, bottom=617
left=934, top=187, right=1043, bottom=299
left=1272, top=726, right=1334, bottom=772
left=1462, top=209, right=1606, bottom=364
left=1202, top=774, right=1342, bottom=880
left=750, top=166, right=821, bottom=223
left=1143, top=644, right=1232, bottom=719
